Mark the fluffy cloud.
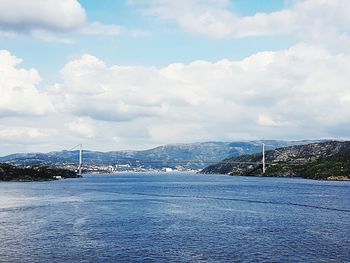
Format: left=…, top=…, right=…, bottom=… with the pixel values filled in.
left=53, top=54, right=180, bottom=122
left=0, top=123, right=61, bottom=154
left=140, top=0, right=350, bottom=46
left=0, top=50, right=54, bottom=116
left=0, top=0, right=124, bottom=41
left=49, top=44, right=350, bottom=148
left=0, top=126, right=45, bottom=142
left=0, top=0, right=86, bottom=32
left=66, top=117, right=95, bottom=139
left=1, top=43, right=350, bottom=154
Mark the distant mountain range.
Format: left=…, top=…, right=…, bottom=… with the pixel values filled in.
left=201, top=140, right=350, bottom=180
left=0, top=140, right=323, bottom=169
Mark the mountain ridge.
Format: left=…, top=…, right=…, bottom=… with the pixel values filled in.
left=201, top=140, right=350, bottom=180
left=0, top=140, right=325, bottom=170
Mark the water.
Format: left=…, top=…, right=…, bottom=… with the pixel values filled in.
left=0, top=173, right=349, bottom=263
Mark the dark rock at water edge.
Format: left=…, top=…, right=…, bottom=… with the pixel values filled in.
left=0, top=164, right=81, bottom=182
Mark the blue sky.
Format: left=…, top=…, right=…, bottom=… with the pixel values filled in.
left=0, top=0, right=350, bottom=154
left=2, top=0, right=293, bottom=78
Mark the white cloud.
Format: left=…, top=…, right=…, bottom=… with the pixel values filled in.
left=53, top=54, right=175, bottom=121
left=66, top=117, right=95, bottom=139
left=258, top=115, right=290, bottom=127
left=47, top=44, right=350, bottom=149
left=139, top=0, right=350, bottom=47
left=0, top=50, right=54, bottom=116
left=148, top=123, right=208, bottom=142
left=0, top=0, right=132, bottom=42
left=0, top=127, right=45, bottom=141
left=0, top=0, right=86, bottom=32
left=1, top=44, right=350, bottom=154
left=0, top=123, right=61, bottom=154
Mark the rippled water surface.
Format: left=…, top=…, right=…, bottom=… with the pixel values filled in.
left=0, top=173, right=349, bottom=262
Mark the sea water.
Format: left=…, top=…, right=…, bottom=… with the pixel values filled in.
left=0, top=173, right=349, bottom=262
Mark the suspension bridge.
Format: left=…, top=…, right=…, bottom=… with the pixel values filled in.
left=68, top=143, right=273, bottom=176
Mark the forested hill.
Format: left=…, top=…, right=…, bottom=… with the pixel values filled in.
left=0, top=164, right=80, bottom=181
left=201, top=141, right=350, bottom=180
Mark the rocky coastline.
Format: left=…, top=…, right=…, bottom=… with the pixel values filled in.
left=201, top=141, right=350, bottom=181
left=0, top=164, right=81, bottom=182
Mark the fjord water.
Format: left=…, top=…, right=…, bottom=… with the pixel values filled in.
left=0, top=173, right=349, bottom=262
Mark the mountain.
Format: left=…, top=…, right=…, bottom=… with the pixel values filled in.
left=0, top=140, right=323, bottom=170
left=201, top=141, right=350, bottom=180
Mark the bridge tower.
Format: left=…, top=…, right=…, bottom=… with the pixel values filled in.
left=262, top=143, right=266, bottom=174
left=78, top=144, right=83, bottom=176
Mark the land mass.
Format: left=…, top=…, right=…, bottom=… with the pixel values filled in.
left=201, top=141, right=350, bottom=181
left=0, top=164, right=81, bottom=182
left=0, top=140, right=322, bottom=172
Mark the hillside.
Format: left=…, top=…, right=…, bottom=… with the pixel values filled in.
left=201, top=141, right=350, bottom=180
left=0, top=140, right=321, bottom=170
left=0, top=164, right=80, bottom=181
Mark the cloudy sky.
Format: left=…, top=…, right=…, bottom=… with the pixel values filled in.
left=1, top=0, right=350, bottom=155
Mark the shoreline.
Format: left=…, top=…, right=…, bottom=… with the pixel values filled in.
left=0, top=164, right=81, bottom=182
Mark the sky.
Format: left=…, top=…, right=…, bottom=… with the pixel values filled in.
left=1, top=0, right=350, bottom=155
